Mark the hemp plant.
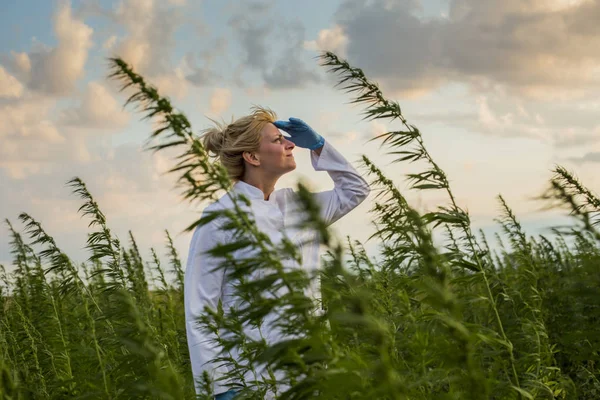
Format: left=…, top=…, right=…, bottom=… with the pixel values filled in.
left=0, top=51, right=598, bottom=399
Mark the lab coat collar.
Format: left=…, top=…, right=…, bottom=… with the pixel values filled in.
left=233, top=180, right=275, bottom=202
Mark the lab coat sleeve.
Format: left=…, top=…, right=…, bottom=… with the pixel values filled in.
left=184, top=209, right=231, bottom=395
left=309, top=139, right=371, bottom=227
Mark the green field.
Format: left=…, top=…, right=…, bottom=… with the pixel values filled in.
left=1, top=53, right=598, bottom=399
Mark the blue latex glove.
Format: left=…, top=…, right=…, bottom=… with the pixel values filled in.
left=273, top=117, right=325, bottom=150
left=215, top=390, right=237, bottom=400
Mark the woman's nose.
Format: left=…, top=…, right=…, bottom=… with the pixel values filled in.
left=285, top=138, right=295, bottom=149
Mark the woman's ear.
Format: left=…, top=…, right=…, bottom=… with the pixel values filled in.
left=243, top=151, right=260, bottom=167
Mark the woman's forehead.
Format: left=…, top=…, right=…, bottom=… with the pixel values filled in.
left=262, top=122, right=279, bottom=137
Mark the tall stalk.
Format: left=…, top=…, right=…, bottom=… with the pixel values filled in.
left=319, top=51, right=521, bottom=393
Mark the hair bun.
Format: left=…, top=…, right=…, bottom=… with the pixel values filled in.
left=199, top=107, right=276, bottom=181
left=202, top=125, right=227, bottom=158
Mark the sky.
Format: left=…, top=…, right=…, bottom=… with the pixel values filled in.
left=2, top=0, right=600, bottom=273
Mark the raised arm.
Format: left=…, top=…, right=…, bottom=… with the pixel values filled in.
left=309, top=139, right=370, bottom=226
left=184, top=210, right=231, bottom=395
left=274, top=117, right=370, bottom=227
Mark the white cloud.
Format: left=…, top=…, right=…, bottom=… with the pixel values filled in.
left=113, top=0, right=181, bottom=75
left=10, top=51, right=31, bottom=74
left=0, top=92, right=99, bottom=180
left=262, top=22, right=321, bottom=89
left=244, top=85, right=271, bottom=97
left=0, top=1, right=104, bottom=181
left=0, top=129, right=84, bottom=179
left=332, top=0, right=600, bottom=99
left=151, top=67, right=188, bottom=100
left=460, top=95, right=550, bottom=141
left=0, top=142, right=196, bottom=271
left=26, top=1, right=93, bottom=95
left=334, top=131, right=359, bottom=144
left=0, top=2, right=100, bottom=182
left=516, top=103, right=530, bottom=119
left=102, top=35, right=118, bottom=51
left=535, top=114, right=545, bottom=124
left=59, top=81, right=130, bottom=129
left=304, top=24, right=348, bottom=57
left=476, top=96, right=499, bottom=128
left=315, top=111, right=341, bottom=133
left=107, top=0, right=189, bottom=99
left=0, top=97, right=63, bottom=143
left=0, top=66, right=24, bottom=98
left=209, top=88, right=232, bottom=115
left=183, top=41, right=226, bottom=87
left=369, top=120, right=388, bottom=138
left=229, top=4, right=321, bottom=89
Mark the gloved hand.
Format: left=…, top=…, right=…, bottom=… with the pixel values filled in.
left=273, top=117, right=325, bottom=150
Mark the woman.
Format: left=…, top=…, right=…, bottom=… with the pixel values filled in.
left=184, top=107, right=370, bottom=399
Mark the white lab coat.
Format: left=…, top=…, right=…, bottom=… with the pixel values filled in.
left=184, top=140, right=371, bottom=397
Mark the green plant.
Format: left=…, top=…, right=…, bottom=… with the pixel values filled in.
left=0, top=51, right=598, bottom=399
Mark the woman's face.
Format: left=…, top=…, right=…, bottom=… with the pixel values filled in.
left=256, top=122, right=296, bottom=176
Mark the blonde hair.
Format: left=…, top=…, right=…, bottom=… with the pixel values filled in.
left=202, top=106, right=277, bottom=181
